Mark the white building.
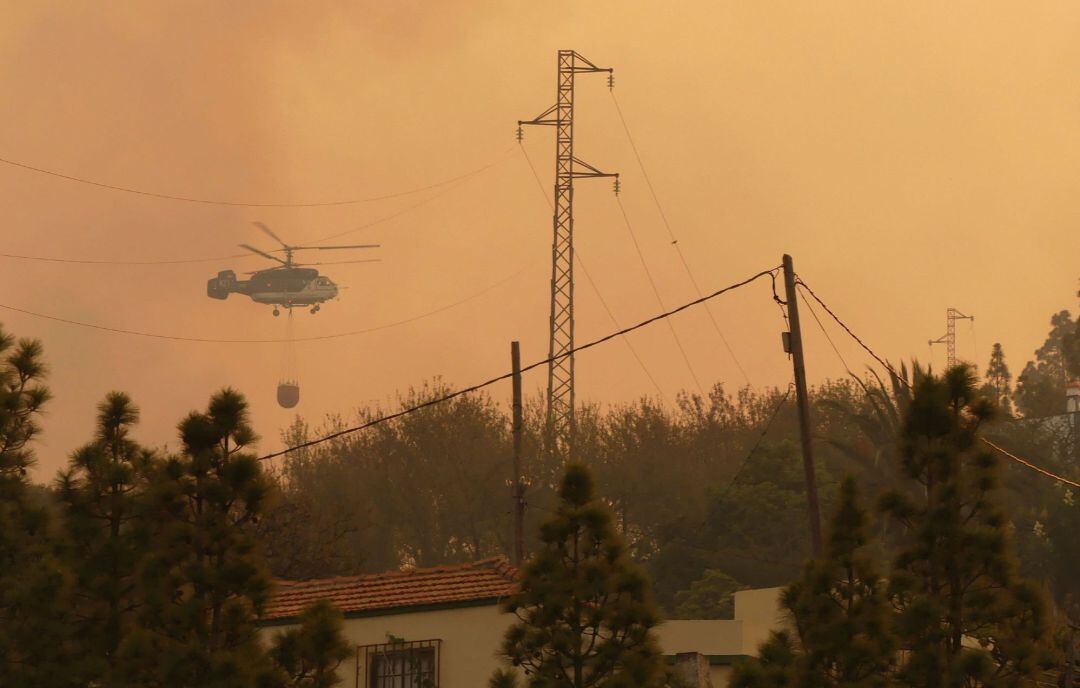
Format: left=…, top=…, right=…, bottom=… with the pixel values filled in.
left=260, top=557, right=782, bottom=688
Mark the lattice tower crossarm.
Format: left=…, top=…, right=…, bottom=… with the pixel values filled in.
left=518, top=50, right=618, bottom=462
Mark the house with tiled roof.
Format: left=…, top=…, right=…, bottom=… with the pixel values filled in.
left=259, top=557, right=782, bottom=688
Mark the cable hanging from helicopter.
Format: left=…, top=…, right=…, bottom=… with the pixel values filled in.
left=207, top=221, right=380, bottom=316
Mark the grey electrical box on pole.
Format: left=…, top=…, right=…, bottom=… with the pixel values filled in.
left=782, top=254, right=823, bottom=558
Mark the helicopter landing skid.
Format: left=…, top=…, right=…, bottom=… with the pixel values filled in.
left=272, top=304, right=320, bottom=316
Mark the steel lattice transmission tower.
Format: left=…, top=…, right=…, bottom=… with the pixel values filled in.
left=518, top=50, right=619, bottom=462
left=929, top=307, right=974, bottom=370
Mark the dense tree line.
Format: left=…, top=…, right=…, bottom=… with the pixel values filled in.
left=0, top=325, right=350, bottom=688
left=259, top=355, right=1074, bottom=622
left=733, top=368, right=1052, bottom=687
left=6, top=289, right=1080, bottom=684
left=257, top=295, right=1080, bottom=671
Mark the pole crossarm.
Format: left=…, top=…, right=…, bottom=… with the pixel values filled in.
left=571, top=157, right=618, bottom=179
left=519, top=104, right=558, bottom=127
left=565, top=51, right=611, bottom=73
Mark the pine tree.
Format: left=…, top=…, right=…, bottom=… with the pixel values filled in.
left=1016, top=311, right=1073, bottom=418
left=0, top=327, right=79, bottom=688
left=266, top=600, right=352, bottom=688
left=673, top=569, right=743, bottom=619
left=493, top=462, right=667, bottom=688
left=882, top=365, right=1051, bottom=688
left=57, top=392, right=154, bottom=686
left=731, top=477, right=895, bottom=688
left=982, top=344, right=1013, bottom=417
left=127, top=388, right=274, bottom=688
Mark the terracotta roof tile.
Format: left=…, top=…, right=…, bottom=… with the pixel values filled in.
left=262, top=556, right=519, bottom=622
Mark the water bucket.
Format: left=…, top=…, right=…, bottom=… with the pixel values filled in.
left=277, top=381, right=300, bottom=408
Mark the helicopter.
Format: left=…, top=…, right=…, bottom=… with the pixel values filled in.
left=207, top=222, right=379, bottom=316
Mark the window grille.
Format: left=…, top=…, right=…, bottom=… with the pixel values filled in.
left=357, top=639, right=441, bottom=688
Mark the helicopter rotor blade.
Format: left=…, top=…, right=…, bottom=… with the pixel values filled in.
left=291, top=244, right=381, bottom=251
left=293, top=259, right=382, bottom=266
left=252, top=221, right=289, bottom=249
left=239, top=243, right=287, bottom=265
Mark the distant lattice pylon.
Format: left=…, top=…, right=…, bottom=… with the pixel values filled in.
left=929, top=307, right=974, bottom=370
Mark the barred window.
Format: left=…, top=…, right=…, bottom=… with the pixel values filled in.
left=358, top=640, right=441, bottom=688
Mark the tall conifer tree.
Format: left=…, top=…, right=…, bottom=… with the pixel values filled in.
left=266, top=600, right=352, bottom=688
left=731, top=477, right=895, bottom=688
left=493, top=463, right=667, bottom=688
left=0, top=327, right=78, bottom=688
left=57, top=392, right=153, bottom=686
left=882, top=365, right=1050, bottom=688
left=982, top=344, right=1013, bottom=417
left=128, top=389, right=274, bottom=688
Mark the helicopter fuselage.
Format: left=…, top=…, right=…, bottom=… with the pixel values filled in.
left=207, top=267, right=338, bottom=308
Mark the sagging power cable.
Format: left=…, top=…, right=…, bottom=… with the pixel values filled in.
left=256, top=265, right=780, bottom=461
left=615, top=196, right=705, bottom=394
left=795, top=273, right=1080, bottom=491
left=0, top=262, right=536, bottom=343
left=0, top=154, right=513, bottom=266
left=0, top=147, right=514, bottom=207
left=517, top=144, right=664, bottom=396
left=609, top=90, right=751, bottom=386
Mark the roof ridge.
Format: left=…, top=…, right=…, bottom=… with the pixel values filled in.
left=263, top=556, right=519, bottom=623
left=275, top=555, right=515, bottom=586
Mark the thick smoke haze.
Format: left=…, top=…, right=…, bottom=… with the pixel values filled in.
left=2, top=2, right=1078, bottom=478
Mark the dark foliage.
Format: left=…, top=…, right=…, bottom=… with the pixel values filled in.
left=494, top=463, right=667, bottom=688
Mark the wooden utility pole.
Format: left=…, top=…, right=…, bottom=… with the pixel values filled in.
left=511, top=341, right=526, bottom=566
left=782, top=254, right=823, bottom=557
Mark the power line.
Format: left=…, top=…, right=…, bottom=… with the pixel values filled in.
left=797, top=283, right=856, bottom=378
left=981, top=437, right=1080, bottom=489
left=794, top=276, right=900, bottom=381
left=0, top=147, right=515, bottom=208
left=726, top=383, right=794, bottom=489
left=615, top=196, right=705, bottom=394
left=796, top=273, right=1080, bottom=491
left=609, top=90, right=751, bottom=386
left=518, top=144, right=664, bottom=396
left=0, top=262, right=536, bottom=343
left=0, top=157, right=511, bottom=266
left=576, top=254, right=664, bottom=396
left=0, top=250, right=251, bottom=266
left=256, top=265, right=780, bottom=461
left=674, top=381, right=795, bottom=547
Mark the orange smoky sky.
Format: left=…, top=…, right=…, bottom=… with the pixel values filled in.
left=2, top=2, right=1079, bottom=480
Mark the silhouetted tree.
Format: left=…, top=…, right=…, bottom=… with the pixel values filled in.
left=1016, top=312, right=1073, bottom=418
left=127, top=389, right=274, bottom=688
left=1039, top=486, right=1080, bottom=684
left=732, top=477, right=895, bottom=688
left=673, top=569, right=743, bottom=620
left=493, top=463, right=667, bottom=688
left=0, top=326, right=79, bottom=688
left=266, top=600, right=351, bottom=688
left=57, top=392, right=154, bottom=686
left=981, top=343, right=1014, bottom=417
left=883, top=365, right=1051, bottom=687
